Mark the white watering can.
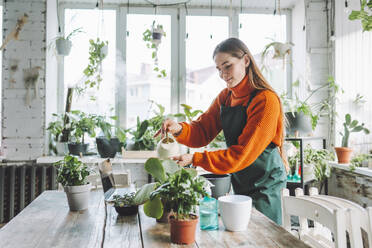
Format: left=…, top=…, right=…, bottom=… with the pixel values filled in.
left=156, top=134, right=180, bottom=159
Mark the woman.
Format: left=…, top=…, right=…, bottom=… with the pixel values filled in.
left=157, top=37, right=288, bottom=225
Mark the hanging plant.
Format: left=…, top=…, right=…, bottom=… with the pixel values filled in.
left=143, top=20, right=167, bottom=78
left=261, top=40, right=294, bottom=71
left=348, top=0, right=372, bottom=32
left=76, top=38, right=108, bottom=94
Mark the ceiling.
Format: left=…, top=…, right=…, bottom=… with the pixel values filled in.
left=60, top=0, right=299, bottom=10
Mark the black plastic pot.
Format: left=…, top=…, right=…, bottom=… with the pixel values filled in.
left=96, top=137, right=120, bottom=158
left=152, top=32, right=162, bottom=40
left=68, top=143, right=88, bottom=156
left=201, top=174, right=231, bottom=199
left=285, top=112, right=312, bottom=136
left=114, top=205, right=139, bottom=216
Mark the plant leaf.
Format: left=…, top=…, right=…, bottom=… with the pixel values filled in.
left=345, top=114, right=351, bottom=125
left=133, top=182, right=158, bottom=205
left=144, top=158, right=165, bottom=182
left=143, top=196, right=163, bottom=219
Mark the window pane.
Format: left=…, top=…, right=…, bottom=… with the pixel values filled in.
left=126, top=14, right=171, bottom=128
left=185, top=16, right=228, bottom=112
left=64, top=9, right=116, bottom=116
left=239, top=14, right=287, bottom=94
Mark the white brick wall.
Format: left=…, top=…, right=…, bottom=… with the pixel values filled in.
left=2, top=0, right=47, bottom=160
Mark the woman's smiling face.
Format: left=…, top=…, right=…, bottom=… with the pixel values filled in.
left=214, top=52, right=250, bottom=88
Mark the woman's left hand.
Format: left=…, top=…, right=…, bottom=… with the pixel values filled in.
left=172, top=154, right=194, bottom=167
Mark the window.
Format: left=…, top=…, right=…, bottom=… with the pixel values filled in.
left=126, top=14, right=171, bottom=128
left=239, top=13, right=287, bottom=94
left=185, top=16, right=228, bottom=112
left=64, top=9, right=116, bottom=117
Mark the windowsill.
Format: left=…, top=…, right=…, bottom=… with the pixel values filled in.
left=329, top=161, right=372, bottom=177
left=36, top=155, right=148, bottom=164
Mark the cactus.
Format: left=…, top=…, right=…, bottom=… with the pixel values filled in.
left=340, top=114, right=370, bottom=147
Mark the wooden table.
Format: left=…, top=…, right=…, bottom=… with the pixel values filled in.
left=0, top=191, right=311, bottom=248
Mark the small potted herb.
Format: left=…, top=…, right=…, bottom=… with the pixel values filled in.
left=112, top=192, right=139, bottom=216
left=54, top=27, right=83, bottom=56
left=335, top=114, right=370, bottom=164
left=54, top=155, right=91, bottom=211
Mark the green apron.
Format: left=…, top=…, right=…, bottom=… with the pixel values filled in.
left=220, top=90, right=287, bottom=225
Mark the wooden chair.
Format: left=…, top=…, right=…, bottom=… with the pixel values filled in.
left=307, top=187, right=371, bottom=248
left=281, top=188, right=347, bottom=248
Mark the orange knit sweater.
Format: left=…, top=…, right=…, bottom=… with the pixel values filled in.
left=175, top=75, right=283, bottom=174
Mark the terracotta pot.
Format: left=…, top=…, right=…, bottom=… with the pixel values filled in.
left=335, top=147, right=353, bottom=164
left=169, top=215, right=198, bottom=245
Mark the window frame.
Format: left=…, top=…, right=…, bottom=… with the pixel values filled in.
left=58, top=3, right=292, bottom=129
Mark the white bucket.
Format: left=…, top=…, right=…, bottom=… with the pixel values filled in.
left=218, top=195, right=252, bottom=231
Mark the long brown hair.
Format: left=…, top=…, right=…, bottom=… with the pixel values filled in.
left=213, top=37, right=289, bottom=173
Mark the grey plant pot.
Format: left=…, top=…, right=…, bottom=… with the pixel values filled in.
left=56, top=39, right=72, bottom=56
left=201, top=174, right=231, bottom=199
left=63, top=183, right=91, bottom=211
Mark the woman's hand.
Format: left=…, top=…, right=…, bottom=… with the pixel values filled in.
left=172, top=154, right=194, bottom=167
left=154, top=118, right=182, bottom=138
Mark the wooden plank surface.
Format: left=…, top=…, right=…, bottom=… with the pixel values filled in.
left=196, top=208, right=311, bottom=248
left=0, top=191, right=105, bottom=248
left=103, top=203, right=142, bottom=248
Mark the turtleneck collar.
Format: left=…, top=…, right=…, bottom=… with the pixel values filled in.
left=230, top=74, right=255, bottom=98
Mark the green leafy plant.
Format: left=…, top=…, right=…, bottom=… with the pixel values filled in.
left=67, top=110, right=97, bottom=144
left=304, top=145, right=335, bottom=193
left=173, top=104, right=203, bottom=122
left=349, top=153, right=370, bottom=171
left=129, top=117, right=154, bottom=150
left=150, top=168, right=208, bottom=220
left=54, top=155, right=90, bottom=186
left=77, top=38, right=108, bottom=93
left=133, top=158, right=183, bottom=219
left=339, top=114, right=370, bottom=147
left=143, top=20, right=167, bottom=78
left=209, top=131, right=226, bottom=148
left=348, top=0, right=372, bottom=32
left=47, top=113, right=65, bottom=142
left=112, top=192, right=138, bottom=207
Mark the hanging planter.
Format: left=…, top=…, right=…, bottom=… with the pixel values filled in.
left=51, top=28, right=83, bottom=56
left=143, top=21, right=167, bottom=78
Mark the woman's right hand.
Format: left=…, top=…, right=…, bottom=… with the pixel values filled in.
left=154, top=119, right=182, bottom=138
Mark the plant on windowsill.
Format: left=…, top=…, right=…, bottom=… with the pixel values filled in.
left=66, top=110, right=97, bottom=156
left=95, top=114, right=128, bottom=158
left=143, top=20, right=167, bottom=78
left=47, top=113, right=68, bottom=155
left=348, top=0, right=372, bottom=32
left=54, top=155, right=91, bottom=211
left=335, top=114, right=370, bottom=164
left=76, top=38, right=108, bottom=94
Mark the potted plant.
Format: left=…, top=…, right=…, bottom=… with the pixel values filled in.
left=54, top=27, right=83, bottom=56
left=303, top=145, right=335, bottom=193
left=67, top=110, right=97, bottom=156
left=112, top=192, right=139, bottom=216
left=151, top=167, right=208, bottom=244
left=142, top=21, right=167, bottom=78
left=95, top=114, right=128, bottom=158
left=54, top=155, right=91, bottom=211
left=133, top=158, right=182, bottom=223
left=47, top=113, right=68, bottom=155
left=348, top=0, right=372, bottom=32
left=335, top=114, right=370, bottom=164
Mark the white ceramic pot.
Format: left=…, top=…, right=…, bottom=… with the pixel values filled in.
left=64, top=183, right=91, bottom=211
left=55, top=141, right=68, bottom=156
left=303, top=164, right=315, bottom=181
left=218, top=195, right=252, bottom=231
left=156, top=137, right=180, bottom=159
left=56, top=38, right=72, bottom=56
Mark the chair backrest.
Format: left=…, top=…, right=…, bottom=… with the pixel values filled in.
left=281, top=188, right=347, bottom=248
left=308, top=187, right=371, bottom=248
